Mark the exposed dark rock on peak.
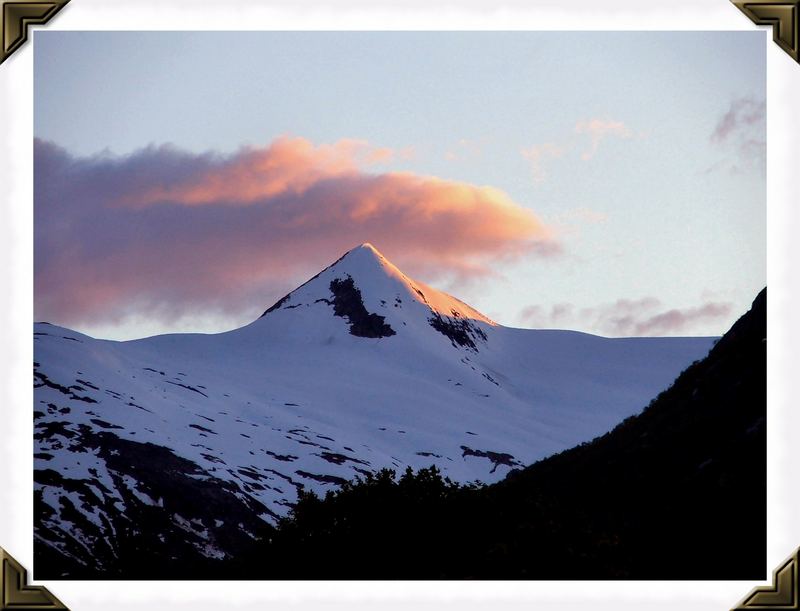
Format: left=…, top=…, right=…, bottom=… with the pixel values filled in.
left=260, top=245, right=370, bottom=318
left=429, top=311, right=487, bottom=350
left=328, top=276, right=396, bottom=339
left=261, top=293, right=291, bottom=316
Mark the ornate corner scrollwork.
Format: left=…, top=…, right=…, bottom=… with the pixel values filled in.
left=0, top=547, right=68, bottom=610
left=732, top=0, right=800, bottom=63
left=0, top=0, right=69, bottom=67
left=732, top=548, right=799, bottom=610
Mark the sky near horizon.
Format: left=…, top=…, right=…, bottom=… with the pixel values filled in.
left=34, top=31, right=766, bottom=340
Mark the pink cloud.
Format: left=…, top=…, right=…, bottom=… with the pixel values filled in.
left=519, top=297, right=733, bottom=336
left=629, top=302, right=732, bottom=336
left=574, top=119, right=632, bottom=160
left=520, top=118, right=635, bottom=183
left=519, top=302, right=576, bottom=328
left=710, top=97, right=765, bottom=144
left=364, top=147, right=393, bottom=164
left=115, top=137, right=407, bottom=208
left=708, top=97, right=765, bottom=175
left=35, top=138, right=559, bottom=329
left=520, top=143, right=569, bottom=183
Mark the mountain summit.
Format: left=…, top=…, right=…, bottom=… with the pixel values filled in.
left=259, top=243, right=494, bottom=349
left=33, top=245, right=717, bottom=577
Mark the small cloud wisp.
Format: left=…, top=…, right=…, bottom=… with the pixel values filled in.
left=519, top=296, right=733, bottom=336
left=708, top=96, right=765, bottom=175
left=520, top=117, right=635, bottom=183
left=574, top=119, right=633, bottom=161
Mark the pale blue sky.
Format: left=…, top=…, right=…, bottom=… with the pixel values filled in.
left=34, top=31, right=766, bottom=338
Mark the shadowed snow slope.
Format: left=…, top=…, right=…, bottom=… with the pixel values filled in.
left=34, top=243, right=716, bottom=575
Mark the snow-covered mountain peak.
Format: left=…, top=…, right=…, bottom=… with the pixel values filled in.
left=351, top=241, right=382, bottom=256
left=257, top=243, right=496, bottom=348
left=326, top=241, right=402, bottom=287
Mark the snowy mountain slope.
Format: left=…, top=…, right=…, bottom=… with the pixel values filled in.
left=34, top=243, right=716, bottom=575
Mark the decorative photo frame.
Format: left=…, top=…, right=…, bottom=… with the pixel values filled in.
left=1, top=1, right=797, bottom=609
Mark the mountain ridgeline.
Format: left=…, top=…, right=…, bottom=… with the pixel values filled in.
left=33, top=243, right=754, bottom=579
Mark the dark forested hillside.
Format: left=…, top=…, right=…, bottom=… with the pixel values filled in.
left=240, top=288, right=766, bottom=579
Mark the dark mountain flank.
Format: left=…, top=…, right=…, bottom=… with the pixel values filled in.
left=244, top=288, right=766, bottom=579
left=35, top=429, right=271, bottom=579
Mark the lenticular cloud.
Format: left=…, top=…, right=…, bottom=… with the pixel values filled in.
left=34, top=137, right=558, bottom=328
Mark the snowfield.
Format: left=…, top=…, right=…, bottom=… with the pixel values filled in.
left=34, top=243, right=716, bottom=570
